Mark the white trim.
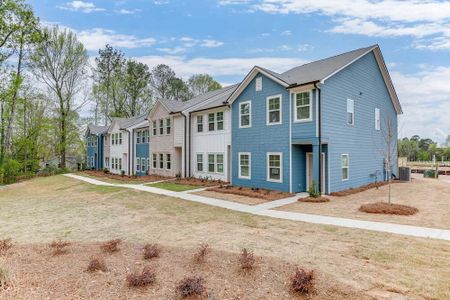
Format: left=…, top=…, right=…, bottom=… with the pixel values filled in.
left=375, top=108, right=381, bottom=130
left=315, top=89, right=319, bottom=137
left=327, top=147, right=331, bottom=194
left=227, top=66, right=289, bottom=105
left=239, top=101, right=252, bottom=128
left=289, top=91, right=292, bottom=193
left=266, top=94, right=282, bottom=126
left=306, top=152, right=325, bottom=191
left=238, top=152, right=251, bottom=179
left=267, top=152, right=283, bottom=183
left=293, top=90, right=313, bottom=123
left=347, top=99, right=355, bottom=126
left=341, top=154, right=349, bottom=181
left=255, top=76, right=262, bottom=91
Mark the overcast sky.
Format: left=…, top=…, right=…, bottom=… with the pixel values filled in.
left=30, top=0, right=450, bottom=144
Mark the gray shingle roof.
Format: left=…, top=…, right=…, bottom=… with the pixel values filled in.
left=87, top=124, right=109, bottom=135
left=116, top=114, right=148, bottom=129
left=189, top=84, right=238, bottom=112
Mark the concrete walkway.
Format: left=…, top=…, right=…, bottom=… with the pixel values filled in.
left=64, top=174, right=450, bottom=241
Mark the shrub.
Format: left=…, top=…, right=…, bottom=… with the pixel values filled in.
left=177, top=276, right=206, bottom=298
left=0, top=265, right=8, bottom=289
left=0, top=159, right=21, bottom=184
left=86, top=257, right=107, bottom=272
left=143, top=243, right=160, bottom=260
left=49, top=240, right=71, bottom=255
left=299, top=196, right=330, bottom=203
left=101, top=239, right=121, bottom=253
left=290, top=268, right=316, bottom=294
left=239, top=248, right=255, bottom=271
left=193, top=243, right=210, bottom=263
left=359, top=202, right=418, bottom=215
left=103, top=168, right=110, bottom=174
left=308, top=181, right=321, bottom=198
left=126, top=266, right=156, bottom=287
left=120, top=170, right=125, bottom=177
left=0, top=239, right=12, bottom=255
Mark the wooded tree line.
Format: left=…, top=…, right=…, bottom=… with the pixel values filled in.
left=398, top=135, right=450, bottom=162
left=0, top=0, right=222, bottom=183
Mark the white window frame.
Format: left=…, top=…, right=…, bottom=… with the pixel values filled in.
left=238, top=152, right=251, bottom=179
left=255, top=76, right=262, bottom=91
left=196, top=153, right=203, bottom=172
left=375, top=108, right=381, bottom=131
left=341, top=154, right=349, bottom=181
left=347, top=99, right=354, bottom=126
left=197, top=115, right=203, bottom=133
left=152, top=153, right=157, bottom=169
left=266, top=94, right=282, bottom=125
left=152, top=121, right=157, bottom=136
left=208, top=113, right=215, bottom=131
left=147, top=158, right=150, bottom=172
left=267, top=152, right=283, bottom=183
left=136, top=157, right=140, bottom=172
left=166, top=154, right=171, bottom=170
left=294, top=91, right=312, bottom=122
left=216, top=153, right=224, bottom=174
left=239, top=101, right=252, bottom=128
left=159, top=153, right=164, bottom=169
left=166, top=118, right=171, bottom=135
left=136, top=131, right=141, bottom=144
left=216, top=111, right=224, bottom=130
left=159, top=119, right=164, bottom=135
left=119, top=132, right=122, bottom=144
left=141, top=157, right=146, bottom=172
left=207, top=153, right=215, bottom=172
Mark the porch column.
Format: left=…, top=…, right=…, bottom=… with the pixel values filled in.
left=312, top=144, right=321, bottom=192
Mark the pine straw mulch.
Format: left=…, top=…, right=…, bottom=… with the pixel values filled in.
left=359, top=202, right=419, bottom=216
left=0, top=241, right=368, bottom=299
left=298, top=197, right=331, bottom=203
left=206, top=186, right=293, bottom=201
left=171, top=177, right=226, bottom=188
left=330, top=180, right=404, bottom=197
left=82, top=170, right=171, bottom=182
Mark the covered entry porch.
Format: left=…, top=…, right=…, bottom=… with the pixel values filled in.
left=292, top=139, right=329, bottom=194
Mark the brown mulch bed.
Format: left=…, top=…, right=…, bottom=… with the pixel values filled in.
left=206, top=186, right=293, bottom=201
left=299, top=196, right=331, bottom=203
left=330, top=180, right=404, bottom=197
left=171, top=177, right=226, bottom=187
left=0, top=241, right=367, bottom=299
left=359, top=202, right=419, bottom=216
left=82, top=170, right=171, bottom=182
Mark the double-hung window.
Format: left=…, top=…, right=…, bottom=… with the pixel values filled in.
left=119, top=158, right=122, bottom=170
left=136, top=158, right=140, bottom=172
left=166, top=118, right=171, bottom=134
left=166, top=154, right=171, bottom=170
left=216, top=112, right=224, bottom=130
left=197, top=115, right=203, bottom=132
left=152, top=154, right=157, bottom=169
left=347, top=99, right=354, bottom=125
left=196, top=154, right=203, bottom=172
left=111, top=134, right=114, bottom=145
left=146, top=130, right=150, bottom=143
left=375, top=108, right=380, bottom=130
left=137, top=131, right=141, bottom=144
left=159, top=119, right=164, bottom=135
left=119, top=132, right=122, bottom=144
left=153, top=121, right=157, bottom=135
left=341, top=154, right=349, bottom=180
left=141, top=158, right=146, bottom=172
left=239, top=153, right=251, bottom=179
left=295, top=92, right=311, bottom=121
left=239, top=101, right=251, bottom=128
left=159, top=154, right=164, bottom=169
left=267, top=95, right=281, bottom=125
left=267, top=153, right=282, bottom=182
left=208, top=113, right=215, bottom=131
left=208, top=154, right=215, bottom=172
left=216, top=154, right=224, bottom=173
left=147, top=158, right=150, bottom=172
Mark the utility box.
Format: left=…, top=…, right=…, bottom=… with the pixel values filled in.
left=398, top=167, right=411, bottom=181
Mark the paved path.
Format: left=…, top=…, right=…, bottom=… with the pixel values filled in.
left=64, top=174, right=450, bottom=241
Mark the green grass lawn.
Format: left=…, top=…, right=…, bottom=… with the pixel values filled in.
left=147, top=181, right=200, bottom=192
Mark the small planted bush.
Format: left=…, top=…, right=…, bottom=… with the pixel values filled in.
left=126, top=266, right=156, bottom=287
left=290, top=268, right=316, bottom=294
left=142, top=243, right=160, bottom=260
left=49, top=240, right=71, bottom=255
left=239, top=248, right=255, bottom=271
left=308, top=181, right=321, bottom=198
left=193, top=243, right=210, bottom=263
left=86, top=257, right=107, bottom=272
left=0, top=239, right=12, bottom=255
left=101, top=239, right=121, bottom=253
left=177, top=276, right=206, bottom=298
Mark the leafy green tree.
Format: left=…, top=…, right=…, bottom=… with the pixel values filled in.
left=124, top=59, right=152, bottom=116
left=150, top=64, right=176, bottom=99
left=168, top=77, right=191, bottom=101
left=187, top=74, right=222, bottom=96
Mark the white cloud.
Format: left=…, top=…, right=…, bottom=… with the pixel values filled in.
left=154, top=0, right=169, bottom=4
left=200, top=39, right=224, bottom=48
left=115, top=8, right=142, bottom=15
left=156, top=47, right=187, bottom=54
left=58, top=1, right=105, bottom=13
left=281, top=30, right=292, bottom=36
left=76, top=28, right=156, bottom=50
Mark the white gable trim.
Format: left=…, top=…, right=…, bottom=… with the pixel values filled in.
left=227, top=66, right=289, bottom=105
left=321, top=45, right=402, bottom=115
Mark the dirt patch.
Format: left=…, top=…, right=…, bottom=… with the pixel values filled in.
left=0, top=242, right=366, bottom=299
left=193, top=190, right=270, bottom=205
left=172, top=177, right=225, bottom=187
left=82, top=170, right=170, bottom=183
left=299, top=197, right=331, bottom=203
left=359, top=202, right=418, bottom=216
left=330, top=180, right=403, bottom=197
left=206, top=185, right=293, bottom=201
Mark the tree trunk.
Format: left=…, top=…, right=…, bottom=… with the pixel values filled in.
left=60, top=113, right=66, bottom=168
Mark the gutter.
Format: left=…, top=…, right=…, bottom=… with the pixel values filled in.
left=182, top=113, right=188, bottom=177
left=314, top=82, right=323, bottom=194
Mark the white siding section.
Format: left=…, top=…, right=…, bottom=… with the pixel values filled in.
left=173, top=116, right=184, bottom=147
left=190, top=107, right=231, bottom=182
left=109, top=122, right=130, bottom=175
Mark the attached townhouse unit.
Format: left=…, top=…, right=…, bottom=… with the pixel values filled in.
left=227, top=44, right=402, bottom=193
left=85, top=124, right=109, bottom=170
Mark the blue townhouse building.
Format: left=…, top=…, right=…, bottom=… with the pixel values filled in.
left=85, top=124, right=109, bottom=170
left=227, top=45, right=402, bottom=194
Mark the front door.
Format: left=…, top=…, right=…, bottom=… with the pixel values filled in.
left=306, top=153, right=325, bottom=192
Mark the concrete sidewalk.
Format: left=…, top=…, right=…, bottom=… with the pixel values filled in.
left=64, top=173, right=450, bottom=242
